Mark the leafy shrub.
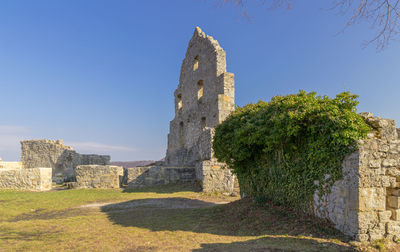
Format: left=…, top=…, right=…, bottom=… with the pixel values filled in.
left=213, top=91, right=371, bottom=211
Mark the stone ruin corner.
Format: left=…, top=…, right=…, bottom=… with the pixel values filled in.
left=314, top=112, right=400, bottom=242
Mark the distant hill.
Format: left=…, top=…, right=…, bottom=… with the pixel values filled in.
left=110, top=160, right=156, bottom=168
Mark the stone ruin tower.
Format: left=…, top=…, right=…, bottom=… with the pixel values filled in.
left=164, top=27, right=236, bottom=193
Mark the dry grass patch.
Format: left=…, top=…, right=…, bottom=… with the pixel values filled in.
left=0, top=184, right=397, bottom=251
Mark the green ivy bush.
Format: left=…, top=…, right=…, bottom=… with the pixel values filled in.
left=213, top=91, right=371, bottom=211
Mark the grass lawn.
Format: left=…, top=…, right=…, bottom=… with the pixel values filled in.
left=0, top=184, right=396, bottom=251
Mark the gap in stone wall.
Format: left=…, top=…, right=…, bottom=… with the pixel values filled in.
left=193, top=55, right=199, bottom=71
left=386, top=177, right=400, bottom=221
left=197, top=80, right=203, bottom=100
left=201, top=117, right=206, bottom=129
left=177, top=94, right=182, bottom=110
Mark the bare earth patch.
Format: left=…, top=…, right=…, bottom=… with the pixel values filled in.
left=79, top=197, right=229, bottom=211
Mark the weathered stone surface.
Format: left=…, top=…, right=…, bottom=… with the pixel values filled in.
left=359, top=188, right=386, bottom=211
left=0, top=168, right=52, bottom=191
left=196, top=160, right=235, bottom=193
left=75, top=165, right=123, bottom=189
left=0, top=161, right=22, bottom=169
left=21, top=139, right=110, bottom=182
left=388, top=196, right=400, bottom=209
left=390, top=209, right=400, bottom=221
left=387, top=221, right=400, bottom=235
left=163, top=27, right=236, bottom=193
left=378, top=210, right=392, bottom=222
left=125, top=166, right=196, bottom=188
left=314, top=114, right=400, bottom=242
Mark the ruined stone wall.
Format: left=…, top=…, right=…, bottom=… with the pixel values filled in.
left=125, top=166, right=195, bottom=188
left=80, top=154, right=110, bottom=165
left=314, top=113, right=400, bottom=242
left=0, top=161, right=23, bottom=169
left=21, top=139, right=110, bottom=181
left=75, top=165, right=123, bottom=189
left=164, top=27, right=235, bottom=193
left=0, top=168, right=52, bottom=191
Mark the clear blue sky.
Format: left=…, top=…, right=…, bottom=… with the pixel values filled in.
left=0, top=0, right=399, bottom=161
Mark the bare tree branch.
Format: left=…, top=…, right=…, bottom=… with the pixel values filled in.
left=333, top=0, right=400, bottom=50
left=216, top=0, right=400, bottom=50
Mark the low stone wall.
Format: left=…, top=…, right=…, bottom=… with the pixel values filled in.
left=314, top=113, right=400, bottom=242
left=195, top=160, right=235, bottom=193
left=0, top=161, right=23, bottom=169
left=75, top=165, right=123, bottom=189
left=125, top=166, right=195, bottom=188
left=0, top=168, right=52, bottom=191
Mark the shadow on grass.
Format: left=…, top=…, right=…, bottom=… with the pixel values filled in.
left=121, top=183, right=201, bottom=194
left=101, top=197, right=354, bottom=251
left=0, top=226, right=61, bottom=241
left=193, top=236, right=354, bottom=252
left=100, top=197, right=219, bottom=212
left=9, top=207, right=94, bottom=222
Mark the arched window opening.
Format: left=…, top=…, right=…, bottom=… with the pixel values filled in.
left=201, top=117, right=206, bottom=129
left=193, top=55, right=199, bottom=71
left=197, top=80, right=203, bottom=100
left=177, top=94, right=182, bottom=110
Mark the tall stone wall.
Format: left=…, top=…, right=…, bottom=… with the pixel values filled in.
left=164, top=27, right=235, bottom=193
left=21, top=139, right=110, bottom=182
left=314, top=113, right=400, bottom=242
left=0, top=168, right=52, bottom=191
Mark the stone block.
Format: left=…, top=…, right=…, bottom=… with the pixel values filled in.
left=383, top=159, right=398, bottom=167
left=379, top=144, right=390, bottom=152
left=369, top=233, right=384, bottom=241
left=386, top=221, right=400, bottom=235
left=358, top=212, right=379, bottom=231
left=369, top=160, right=381, bottom=169
left=0, top=167, right=52, bottom=191
left=378, top=210, right=392, bottom=222
left=391, top=189, right=400, bottom=196
left=388, top=196, right=400, bottom=209
left=391, top=209, right=400, bottom=221
left=359, top=188, right=385, bottom=211
left=381, top=176, right=396, bottom=187
left=0, top=161, right=22, bottom=169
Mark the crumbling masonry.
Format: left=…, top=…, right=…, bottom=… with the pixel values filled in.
left=165, top=27, right=235, bottom=192
left=126, top=27, right=236, bottom=193
left=314, top=113, right=400, bottom=242
left=0, top=139, right=112, bottom=191
left=21, top=139, right=110, bottom=182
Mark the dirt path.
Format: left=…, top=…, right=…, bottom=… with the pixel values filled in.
left=78, top=197, right=230, bottom=212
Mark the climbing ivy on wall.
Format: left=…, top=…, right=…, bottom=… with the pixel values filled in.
left=213, top=91, right=371, bottom=211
